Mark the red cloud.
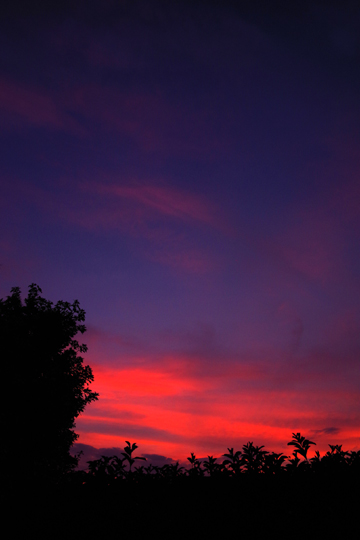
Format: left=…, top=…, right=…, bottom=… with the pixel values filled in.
left=76, top=352, right=360, bottom=460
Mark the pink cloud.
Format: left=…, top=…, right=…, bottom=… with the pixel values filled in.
left=6, top=174, right=222, bottom=274
left=51, top=179, right=222, bottom=273
left=90, top=183, right=216, bottom=226
left=42, top=179, right=221, bottom=233
left=0, top=78, right=76, bottom=131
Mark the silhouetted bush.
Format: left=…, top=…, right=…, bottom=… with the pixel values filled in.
left=83, top=434, right=360, bottom=486
left=0, top=284, right=98, bottom=485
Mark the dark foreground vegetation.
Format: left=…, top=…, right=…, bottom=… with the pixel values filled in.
left=1, top=285, right=358, bottom=538
left=84, top=435, right=360, bottom=481
left=3, top=435, right=360, bottom=539
left=7, top=467, right=358, bottom=539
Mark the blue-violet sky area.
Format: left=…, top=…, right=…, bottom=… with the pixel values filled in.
left=1, top=0, right=360, bottom=468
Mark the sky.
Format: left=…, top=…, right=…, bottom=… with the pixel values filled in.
left=1, top=0, right=360, bottom=467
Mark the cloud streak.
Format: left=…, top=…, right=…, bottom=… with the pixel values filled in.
left=77, top=344, right=360, bottom=459
left=88, top=183, right=217, bottom=226
left=0, top=78, right=80, bottom=132
left=15, top=176, right=225, bottom=274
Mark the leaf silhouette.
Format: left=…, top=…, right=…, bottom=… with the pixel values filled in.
left=287, top=432, right=316, bottom=460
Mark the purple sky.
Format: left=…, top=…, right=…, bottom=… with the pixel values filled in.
left=1, top=0, right=360, bottom=464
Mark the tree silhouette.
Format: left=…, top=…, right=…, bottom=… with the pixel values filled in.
left=0, top=284, right=98, bottom=483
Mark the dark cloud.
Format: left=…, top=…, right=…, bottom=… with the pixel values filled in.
left=311, top=427, right=341, bottom=436
left=71, top=443, right=122, bottom=470
left=76, top=419, right=183, bottom=443
left=141, top=454, right=179, bottom=467
left=71, top=443, right=181, bottom=471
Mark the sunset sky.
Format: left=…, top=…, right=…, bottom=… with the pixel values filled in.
left=1, top=0, right=360, bottom=466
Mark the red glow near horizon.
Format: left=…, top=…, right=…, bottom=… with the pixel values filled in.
left=75, top=357, right=360, bottom=460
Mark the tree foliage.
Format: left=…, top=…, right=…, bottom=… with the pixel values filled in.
left=0, top=284, right=98, bottom=482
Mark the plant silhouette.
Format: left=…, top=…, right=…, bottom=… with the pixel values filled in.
left=187, top=452, right=204, bottom=476
left=111, top=456, right=127, bottom=479
left=83, top=434, right=360, bottom=487
left=241, top=442, right=268, bottom=473
left=263, top=452, right=288, bottom=474
left=122, top=441, right=146, bottom=476
left=287, top=432, right=316, bottom=461
left=223, top=447, right=242, bottom=476
left=0, top=284, right=98, bottom=483
left=203, top=456, right=221, bottom=477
